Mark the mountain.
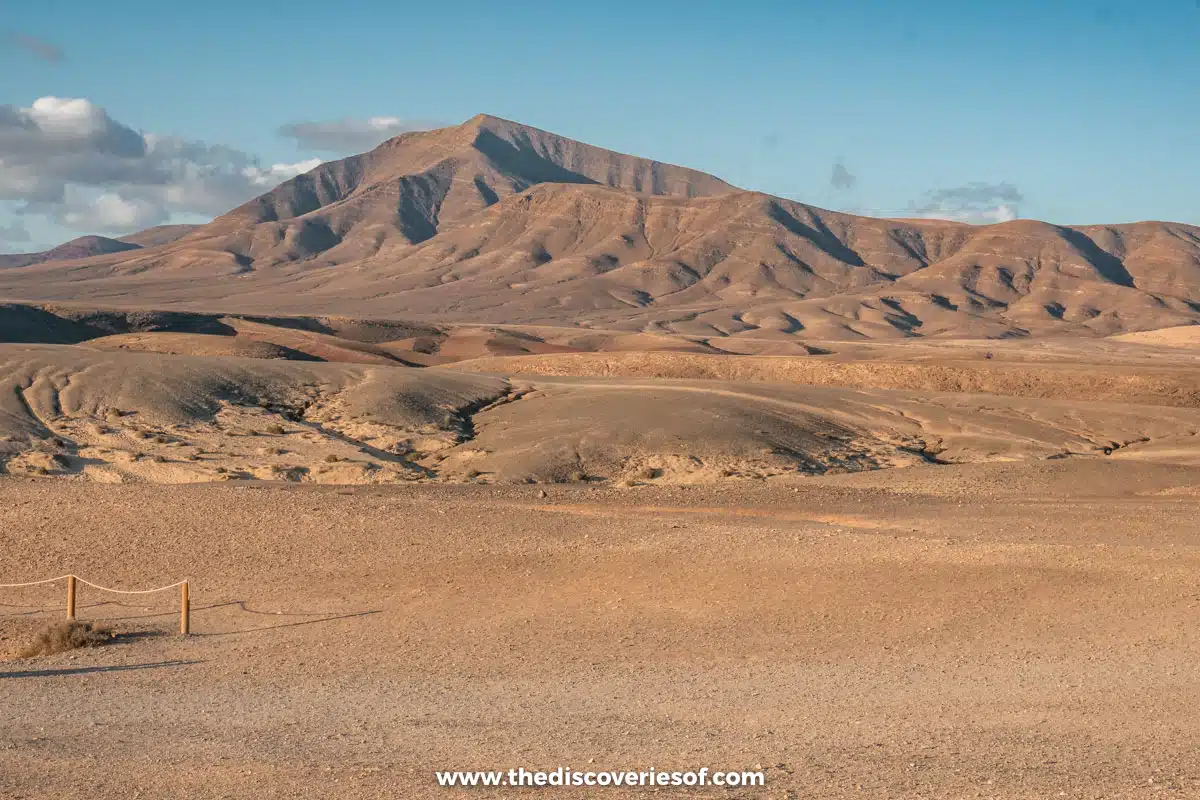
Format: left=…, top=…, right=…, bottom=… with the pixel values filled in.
left=163, top=112, right=737, bottom=269
left=0, top=235, right=142, bottom=269
left=0, top=225, right=200, bottom=269
left=0, top=114, right=1198, bottom=340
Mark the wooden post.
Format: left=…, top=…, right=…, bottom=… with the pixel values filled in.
left=66, top=575, right=76, bottom=620
left=180, top=581, right=190, bottom=635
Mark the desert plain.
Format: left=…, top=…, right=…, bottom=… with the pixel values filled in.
left=1, top=323, right=1199, bottom=798
left=1, top=115, right=1199, bottom=799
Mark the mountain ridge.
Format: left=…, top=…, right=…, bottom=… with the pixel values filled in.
left=0, top=235, right=141, bottom=269
left=0, top=225, right=201, bottom=269
left=1, top=114, right=1198, bottom=340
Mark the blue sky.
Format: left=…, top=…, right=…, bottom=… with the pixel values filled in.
left=1, top=0, right=1197, bottom=250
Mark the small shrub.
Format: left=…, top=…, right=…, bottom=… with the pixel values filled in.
left=19, top=621, right=113, bottom=658
left=264, top=424, right=286, bottom=435
left=323, top=454, right=341, bottom=463
left=271, top=465, right=308, bottom=481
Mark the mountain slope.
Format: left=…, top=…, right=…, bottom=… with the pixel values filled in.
left=117, top=224, right=201, bottom=248
left=0, top=225, right=201, bottom=269
left=0, top=115, right=1198, bottom=340
left=0, top=235, right=142, bottom=269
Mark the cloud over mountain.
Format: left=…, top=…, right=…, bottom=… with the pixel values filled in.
left=278, top=116, right=439, bottom=153
left=0, top=97, right=322, bottom=233
left=911, top=182, right=1024, bottom=223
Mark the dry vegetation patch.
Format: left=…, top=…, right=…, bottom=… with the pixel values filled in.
left=18, top=621, right=114, bottom=658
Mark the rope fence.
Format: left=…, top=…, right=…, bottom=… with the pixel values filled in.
left=0, top=574, right=190, bottom=634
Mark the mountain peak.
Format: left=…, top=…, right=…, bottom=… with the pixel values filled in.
left=201, top=112, right=739, bottom=253
left=463, top=112, right=510, bottom=127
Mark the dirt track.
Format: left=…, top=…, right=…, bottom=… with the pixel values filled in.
left=3, top=461, right=1200, bottom=798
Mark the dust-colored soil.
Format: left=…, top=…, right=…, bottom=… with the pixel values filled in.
left=2, top=318, right=1200, bottom=798
left=448, top=350, right=1200, bottom=408
left=83, top=331, right=317, bottom=361
left=0, top=302, right=723, bottom=365
left=1112, top=324, right=1200, bottom=349
left=0, top=344, right=507, bottom=485
left=5, top=344, right=1200, bottom=488
left=2, top=462, right=1199, bottom=798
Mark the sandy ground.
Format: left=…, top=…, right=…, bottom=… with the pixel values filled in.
left=5, top=343, right=1200, bottom=489
left=3, top=461, right=1200, bottom=798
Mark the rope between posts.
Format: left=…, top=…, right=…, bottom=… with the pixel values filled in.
left=0, top=575, right=73, bottom=589
left=76, top=577, right=188, bottom=594
left=0, top=574, right=187, bottom=594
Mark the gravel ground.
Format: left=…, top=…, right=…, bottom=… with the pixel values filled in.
left=2, top=460, right=1200, bottom=798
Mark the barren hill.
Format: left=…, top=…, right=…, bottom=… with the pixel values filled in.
left=1, top=115, right=1198, bottom=340
left=3, top=343, right=1199, bottom=486
left=0, top=226, right=198, bottom=269
left=0, top=235, right=141, bottom=269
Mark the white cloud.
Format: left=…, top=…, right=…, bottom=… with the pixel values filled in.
left=57, top=189, right=167, bottom=231
left=0, top=96, right=325, bottom=234
left=243, top=158, right=323, bottom=186
left=278, top=116, right=438, bottom=153
left=26, top=97, right=116, bottom=139
left=967, top=203, right=1019, bottom=223
left=910, top=182, right=1024, bottom=224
